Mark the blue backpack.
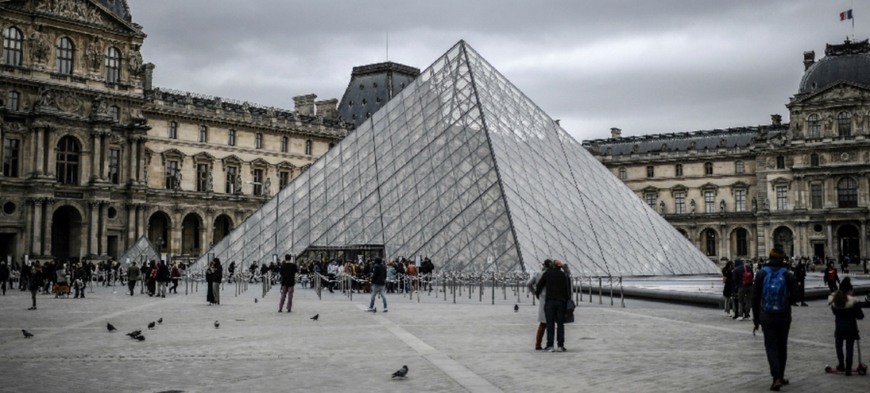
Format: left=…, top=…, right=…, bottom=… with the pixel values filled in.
left=762, top=266, right=788, bottom=313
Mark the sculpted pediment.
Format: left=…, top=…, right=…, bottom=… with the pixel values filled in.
left=796, top=81, right=870, bottom=105
left=25, top=0, right=142, bottom=34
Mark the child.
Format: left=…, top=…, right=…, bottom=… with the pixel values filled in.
left=829, top=277, right=864, bottom=375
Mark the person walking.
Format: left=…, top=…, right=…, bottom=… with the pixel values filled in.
left=368, top=257, right=388, bottom=312
left=170, top=263, right=180, bottom=294
left=824, top=262, right=840, bottom=293
left=732, top=259, right=753, bottom=321
left=156, top=260, right=170, bottom=298
left=126, top=262, right=140, bottom=296
left=210, top=258, right=222, bottom=305
left=535, top=259, right=570, bottom=352
left=528, top=259, right=552, bottom=350
left=752, top=245, right=797, bottom=391
left=72, top=262, right=87, bottom=299
left=0, top=261, right=9, bottom=296
left=278, top=255, right=298, bottom=313
left=146, top=260, right=157, bottom=296
left=722, top=260, right=735, bottom=317
left=27, top=262, right=42, bottom=310
left=794, top=259, right=808, bottom=307
left=828, top=277, right=864, bottom=375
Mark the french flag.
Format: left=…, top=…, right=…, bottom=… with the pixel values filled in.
left=840, top=9, right=853, bottom=21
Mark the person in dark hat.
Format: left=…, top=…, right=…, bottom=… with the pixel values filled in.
left=752, top=244, right=797, bottom=391
left=828, top=276, right=864, bottom=375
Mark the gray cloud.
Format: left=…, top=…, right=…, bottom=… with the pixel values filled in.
left=128, top=0, right=861, bottom=140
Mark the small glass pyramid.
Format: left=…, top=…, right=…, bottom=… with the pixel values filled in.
left=196, top=41, right=718, bottom=276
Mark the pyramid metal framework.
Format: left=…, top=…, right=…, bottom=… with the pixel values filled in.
left=196, top=41, right=718, bottom=276
left=119, top=236, right=161, bottom=266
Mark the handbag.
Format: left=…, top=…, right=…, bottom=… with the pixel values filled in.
left=564, top=299, right=576, bottom=323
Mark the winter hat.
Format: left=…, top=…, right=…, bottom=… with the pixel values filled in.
left=841, top=277, right=853, bottom=293
left=769, top=244, right=786, bottom=260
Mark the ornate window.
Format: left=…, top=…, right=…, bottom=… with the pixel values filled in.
left=776, top=155, right=785, bottom=169
left=56, top=37, right=75, bottom=74
left=252, top=169, right=264, bottom=196
left=168, top=121, right=178, bottom=139
left=735, top=160, right=744, bottom=174
left=305, top=139, right=312, bottom=155
left=735, top=189, right=746, bottom=212
left=281, top=136, right=289, bottom=153
left=837, top=111, right=852, bottom=138
left=2, top=138, right=20, bottom=177
left=810, top=153, right=820, bottom=167
left=279, top=171, right=290, bottom=189
left=108, top=148, right=120, bottom=184
left=811, top=183, right=823, bottom=209
left=675, top=163, right=683, bottom=177
left=776, top=186, right=788, bottom=210
left=704, top=190, right=715, bottom=213
left=165, top=160, right=179, bottom=190
left=228, top=129, right=236, bottom=146
left=255, top=133, right=263, bottom=149
left=199, top=125, right=208, bottom=143
left=6, top=91, right=19, bottom=111
left=807, top=114, right=821, bottom=139
left=837, top=177, right=858, bottom=208
left=108, top=105, right=119, bottom=122
left=644, top=192, right=657, bottom=209
left=56, top=136, right=80, bottom=185
left=735, top=228, right=748, bottom=256
left=2, top=26, right=23, bottom=66
left=674, top=191, right=686, bottom=214
left=704, top=162, right=713, bottom=175
left=196, top=163, right=210, bottom=192
left=105, top=47, right=121, bottom=84
left=618, top=167, right=627, bottom=180
left=703, top=229, right=717, bottom=256
left=646, top=165, right=654, bottom=178
left=225, top=165, right=238, bottom=194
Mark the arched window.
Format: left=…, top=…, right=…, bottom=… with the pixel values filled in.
left=2, top=26, right=23, bottom=66
left=838, top=111, right=852, bottom=138
left=837, top=177, right=858, bottom=208
left=105, top=46, right=120, bottom=83
left=703, top=229, right=717, bottom=256
left=807, top=114, right=821, bottom=139
left=56, top=136, right=81, bottom=185
left=56, top=37, right=75, bottom=74
left=304, top=139, right=312, bottom=155
left=704, top=162, right=713, bottom=175
left=810, top=153, right=820, bottom=167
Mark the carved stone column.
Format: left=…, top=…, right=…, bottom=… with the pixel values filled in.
left=32, top=128, right=44, bottom=177
left=31, top=199, right=43, bottom=255
left=137, top=139, right=146, bottom=184
left=42, top=199, right=55, bottom=257
left=91, top=132, right=103, bottom=181
left=99, top=201, right=109, bottom=255
left=861, top=221, right=867, bottom=261
left=88, top=201, right=99, bottom=255
left=126, top=204, right=137, bottom=247
left=138, top=205, right=148, bottom=242
left=827, top=222, right=835, bottom=260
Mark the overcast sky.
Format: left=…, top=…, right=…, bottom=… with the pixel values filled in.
left=126, top=1, right=864, bottom=141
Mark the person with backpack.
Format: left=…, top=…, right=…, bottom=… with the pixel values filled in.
left=824, top=262, right=840, bottom=293
left=828, top=277, right=864, bottom=375
left=732, top=259, right=753, bottom=321
left=752, top=244, right=797, bottom=392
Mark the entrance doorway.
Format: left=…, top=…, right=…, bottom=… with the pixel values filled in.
left=813, top=243, right=825, bottom=260
left=51, top=206, right=83, bottom=262
left=772, top=226, right=795, bottom=257
left=0, top=233, right=17, bottom=263
left=837, top=224, right=860, bottom=260
left=148, top=212, right=171, bottom=253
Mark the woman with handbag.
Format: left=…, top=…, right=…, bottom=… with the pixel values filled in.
left=527, top=259, right=552, bottom=350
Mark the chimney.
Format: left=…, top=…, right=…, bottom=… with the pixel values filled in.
left=610, top=127, right=622, bottom=139
left=293, top=94, right=317, bottom=116
left=803, top=51, right=815, bottom=71
left=771, top=114, right=782, bottom=126
left=314, top=99, right=338, bottom=119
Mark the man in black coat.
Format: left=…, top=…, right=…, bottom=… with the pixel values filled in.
left=278, top=255, right=298, bottom=313
left=368, top=257, right=388, bottom=312
left=535, top=261, right=570, bottom=352
left=0, top=261, right=9, bottom=295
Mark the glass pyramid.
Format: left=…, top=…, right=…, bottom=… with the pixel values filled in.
left=196, top=41, right=718, bottom=276
left=119, top=236, right=161, bottom=266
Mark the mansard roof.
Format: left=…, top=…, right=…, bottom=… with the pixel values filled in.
left=582, top=125, right=788, bottom=156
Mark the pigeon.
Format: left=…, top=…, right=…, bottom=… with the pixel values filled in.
left=514, top=304, right=519, bottom=312
left=22, top=329, right=34, bottom=339
left=254, top=298, right=258, bottom=303
left=134, top=335, right=145, bottom=341
left=392, top=365, right=408, bottom=379
left=157, top=318, right=163, bottom=324
left=214, top=320, right=220, bottom=329
left=126, top=330, right=142, bottom=338
left=107, top=323, right=117, bottom=332
left=310, top=314, right=319, bottom=321
left=147, top=321, right=156, bottom=329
